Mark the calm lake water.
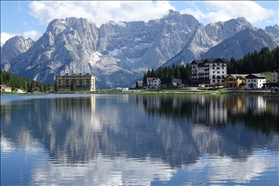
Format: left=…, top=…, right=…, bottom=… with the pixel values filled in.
left=1, top=93, right=279, bottom=186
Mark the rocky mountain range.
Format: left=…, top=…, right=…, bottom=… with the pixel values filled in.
left=1, top=36, right=34, bottom=70
left=1, top=10, right=278, bottom=88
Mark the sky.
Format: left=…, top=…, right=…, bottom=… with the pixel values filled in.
left=1, top=1, right=278, bottom=47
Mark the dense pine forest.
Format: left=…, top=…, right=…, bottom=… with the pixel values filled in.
left=143, top=64, right=192, bottom=85
left=227, top=46, right=279, bottom=74
left=143, top=46, right=279, bottom=85
left=0, top=70, right=52, bottom=92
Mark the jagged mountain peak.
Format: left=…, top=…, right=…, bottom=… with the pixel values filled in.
left=264, top=24, right=279, bottom=45
left=162, top=10, right=198, bottom=25
left=205, top=17, right=254, bottom=43
left=1, top=35, right=34, bottom=71
left=1, top=13, right=278, bottom=88
left=202, top=28, right=277, bottom=60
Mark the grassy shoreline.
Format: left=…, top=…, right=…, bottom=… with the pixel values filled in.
left=1, top=88, right=278, bottom=96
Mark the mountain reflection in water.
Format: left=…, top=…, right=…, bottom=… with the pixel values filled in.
left=1, top=94, right=278, bottom=185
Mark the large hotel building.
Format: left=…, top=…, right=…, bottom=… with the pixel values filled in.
left=56, top=72, right=96, bottom=91
left=191, top=58, right=228, bottom=85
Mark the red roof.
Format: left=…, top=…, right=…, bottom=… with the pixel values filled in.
left=146, top=77, right=156, bottom=81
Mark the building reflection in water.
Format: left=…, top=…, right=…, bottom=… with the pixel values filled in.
left=245, top=96, right=266, bottom=114
left=139, top=94, right=278, bottom=132
left=192, top=95, right=227, bottom=125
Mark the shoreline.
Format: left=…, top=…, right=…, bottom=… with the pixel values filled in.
left=1, top=88, right=279, bottom=97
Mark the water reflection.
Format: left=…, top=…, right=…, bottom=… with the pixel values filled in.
left=139, top=94, right=279, bottom=133
left=1, top=94, right=278, bottom=185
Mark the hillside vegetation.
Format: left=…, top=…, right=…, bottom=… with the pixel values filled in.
left=144, top=46, right=279, bottom=84
left=0, top=70, right=52, bottom=92
left=227, top=46, right=279, bottom=74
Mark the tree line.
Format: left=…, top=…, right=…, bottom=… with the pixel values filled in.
left=0, top=70, right=52, bottom=92
left=227, top=46, right=279, bottom=74
left=143, top=64, right=192, bottom=85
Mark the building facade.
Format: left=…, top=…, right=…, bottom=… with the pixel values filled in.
left=0, top=85, right=12, bottom=92
left=245, top=73, right=266, bottom=89
left=172, top=78, right=182, bottom=86
left=270, top=65, right=279, bottom=84
left=191, top=58, right=228, bottom=85
left=146, top=77, right=161, bottom=87
left=56, top=72, right=96, bottom=91
left=224, top=74, right=248, bottom=88
left=136, top=81, right=143, bottom=87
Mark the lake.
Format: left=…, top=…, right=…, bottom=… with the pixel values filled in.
left=1, top=93, right=278, bottom=185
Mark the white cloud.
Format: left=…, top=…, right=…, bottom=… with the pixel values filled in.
left=28, top=1, right=175, bottom=27
left=182, top=1, right=277, bottom=27
left=1, top=30, right=41, bottom=47
left=22, top=30, right=41, bottom=41
left=1, top=32, right=17, bottom=47
left=185, top=151, right=277, bottom=184
left=30, top=155, right=176, bottom=185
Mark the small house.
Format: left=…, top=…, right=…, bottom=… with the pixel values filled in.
left=224, top=74, right=248, bottom=88
left=172, top=78, right=182, bottom=86
left=245, top=74, right=266, bottom=89
left=0, top=85, right=12, bottom=92
left=136, top=81, right=143, bottom=88
left=146, top=77, right=161, bottom=88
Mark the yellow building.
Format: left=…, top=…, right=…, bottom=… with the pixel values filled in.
left=56, top=72, right=96, bottom=91
left=224, top=74, right=247, bottom=88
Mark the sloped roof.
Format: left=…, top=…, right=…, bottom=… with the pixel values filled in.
left=246, top=73, right=266, bottom=79
left=204, top=58, right=228, bottom=63
left=146, top=77, right=156, bottom=81
left=191, top=58, right=228, bottom=65
left=230, top=74, right=248, bottom=79
left=0, top=85, right=11, bottom=89
left=191, top=60, right=204, bottom=64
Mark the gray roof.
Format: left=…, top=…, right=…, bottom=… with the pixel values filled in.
left=246, top=73, right=266, bottom=78
left=191, top=58, right=228, bottom=65
left=58, top=72, right=95, bottom=76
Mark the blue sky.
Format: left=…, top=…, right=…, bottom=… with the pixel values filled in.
left=1, top=1, right=278, bottom=46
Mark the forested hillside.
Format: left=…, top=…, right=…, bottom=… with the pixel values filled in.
left=227, top=46, right=279, bottom=74
left=0, top=70, right=52, bottom=92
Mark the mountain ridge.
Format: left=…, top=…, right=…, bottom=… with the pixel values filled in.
left=1, top=10, right=278, bottom=88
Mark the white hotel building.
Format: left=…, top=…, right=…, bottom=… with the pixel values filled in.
left=191, top=58, right=228, bottom=85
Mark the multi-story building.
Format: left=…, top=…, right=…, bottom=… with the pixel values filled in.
left=224, top=74, right=248, bottom=88
left=270, top=65, right=279, bottom=84
left=191, top=58, right=228, bottom=85
left=56, top=72, right=96, bottom=91
left=245, top=73, right=266, bottom=89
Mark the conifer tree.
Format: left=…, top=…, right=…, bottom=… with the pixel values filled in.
left=71, top=81, right=76, bottom=91
left=54, top=81, right=59, bottom=92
